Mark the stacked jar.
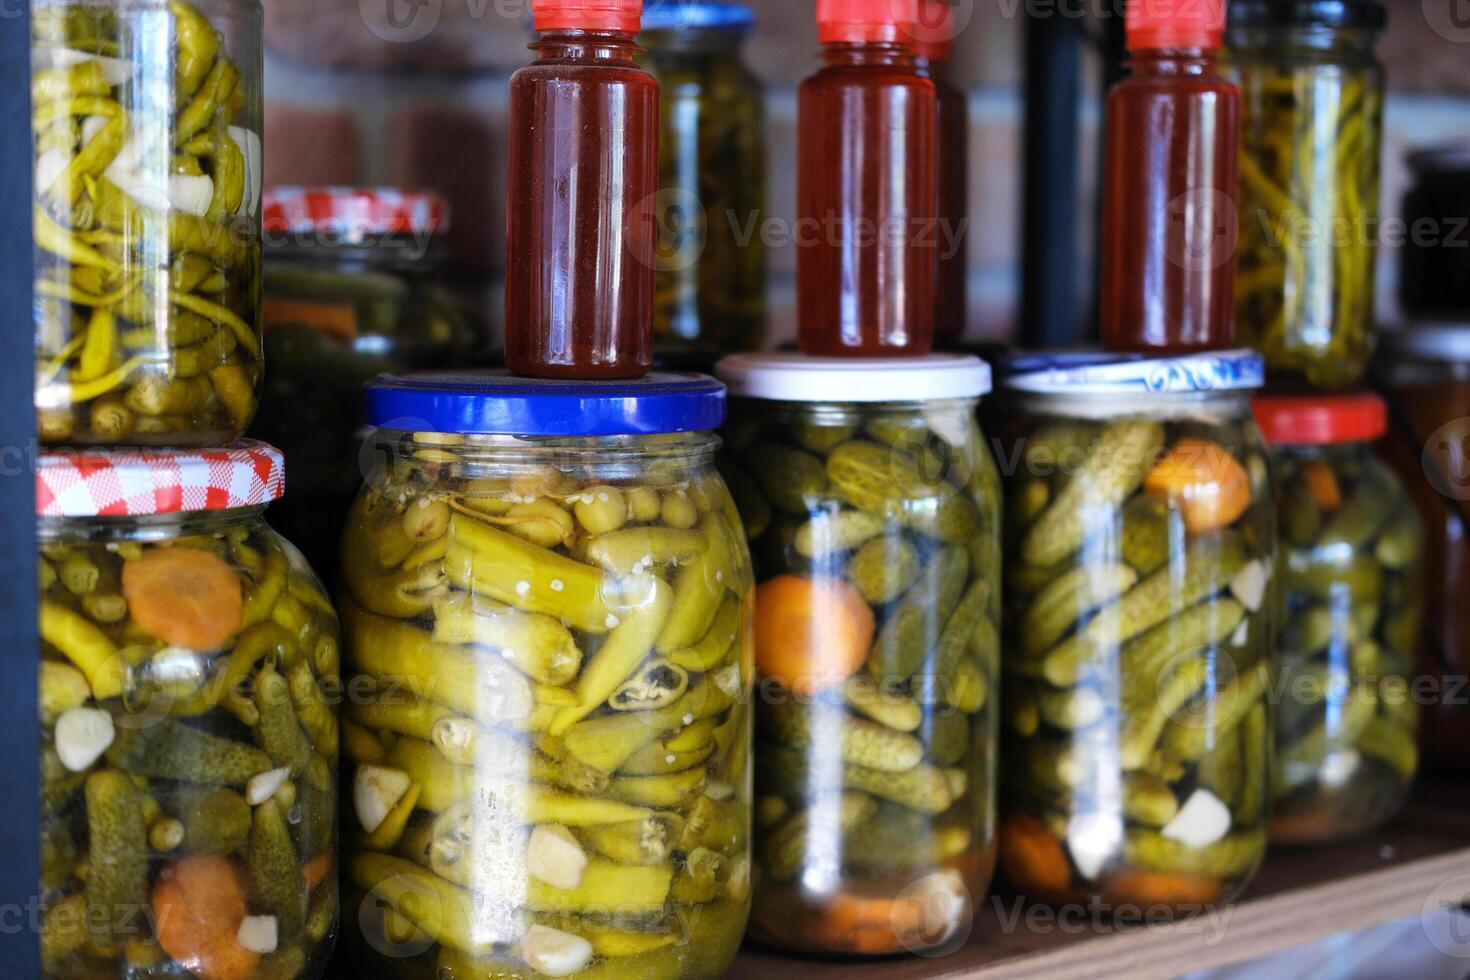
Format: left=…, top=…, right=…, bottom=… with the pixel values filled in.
left=997, top=352, right=1272, bottom=910
left=253, top=187, right=478, bottom=572
left=1254, top=394, right=1422, bottom=842
left=30, top=3, right=341, bottom=976
left=716, top=354, right=999, bottom=955
left=639, top=2, right=766, bottom=359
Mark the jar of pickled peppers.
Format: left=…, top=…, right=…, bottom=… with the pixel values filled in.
left=33, top=0, right=265, bottom=444
left=714, top=354, right=998, bottom=955
left=339, top=372, right=753, bottom=979
left=1228, top=0, right=1386, bottom=388
left=253, top=187, right=478, bottom=573
left=1255, top=393, right=1421, bottom=843
left=640, top=1, right=766, bottom=356
left=36, top=442, right=339, bottom=979
left=997, top=351, right=1271, bottom=911
left=1375, top=325, right=1470, bottom=774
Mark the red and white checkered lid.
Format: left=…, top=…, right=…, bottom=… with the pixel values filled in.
left=37, top=441, right=286, bottom=518
left=262, top=187, right=450, bottom=237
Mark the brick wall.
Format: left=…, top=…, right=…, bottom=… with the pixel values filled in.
left=262, top=0, right=1470, bottom=349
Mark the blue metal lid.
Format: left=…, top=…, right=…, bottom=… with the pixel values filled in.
left=365, top=370, right=727, bottom=436
left=1000, top=349, right=1265, bottom=395
left=641, top=1, right=754, bottom=31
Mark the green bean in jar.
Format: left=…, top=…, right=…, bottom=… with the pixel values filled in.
left=1256, top=394, right=1421, bottom=842
left=32, top=0, right=264, bottom=444
left=36, top=443, right=338, bottom=980
left=716, top=354, right=999, bottom=956
left=997, top=352, right=1271, bottom=912
left=339, top=373, right=753, bottom=980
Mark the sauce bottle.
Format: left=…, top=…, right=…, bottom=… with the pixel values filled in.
left=914, top=0, right=968, bottom=347
left=1100, top=0, right=1240, bottom=352
left=506, top=0, right=659, bottom=379
left=797, top=0, right=938, bottom=357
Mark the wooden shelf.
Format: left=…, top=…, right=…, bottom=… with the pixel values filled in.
left=729, top=778, right=1470, bottom=980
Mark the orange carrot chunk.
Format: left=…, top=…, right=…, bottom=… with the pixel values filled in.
left=1143, top=437, right=1252, bottom=534
left=754, top=575, right=874, bottom=696
left=1104, top=869, right=1222, bottom=907
left=998, top=813, right=1072, bottom=897
left=152, top=855, right=259, bottom=980
left=1299, top=459, right=1342, bottom=510
left=122, top=547, right=244, bottom=651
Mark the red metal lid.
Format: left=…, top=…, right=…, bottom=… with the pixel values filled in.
left=912, top=0, right=957, bottom=59
left=262, top=187, right=450, bottom=237
left=37, top=441, right=286, bottom=518
left=1253, top=393, right=1388, bottom=446
left=532, top=0, right=641, bottom=33
left=817, top=0, right=920, bottom=44
left=1126, top=0, right=1226, bottom=50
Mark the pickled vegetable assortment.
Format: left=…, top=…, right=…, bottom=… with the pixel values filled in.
left=1257, top=395, right=1421, bottom=842
left=716, top=354, right=998, bottom=955
left=35, top=445, right=338, bottom=980
left=340, top=374, right=752, bottom=979
left=33, top=0, right=264, bottom=444
left=640, top=3, right=766, bottom=353
left=1229, top=0, right=1386, bottom=387
left=998, top=352, right=1271, bottom=910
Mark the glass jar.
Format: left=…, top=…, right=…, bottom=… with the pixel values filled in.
left=33, top=0, right=264, bottom=444
left=1254, top=394, right=1421, bottom=843
left=640, top=2, right=766, bottom=355
left=914, top=0, right=969, bottom=347
left=253, top=187, right=476, bottom=573
left=1227, top=0, right=1386, bottom=388
left=714, top=354, right=998, bottom=956
left=35, top=443, right=339, bottom=979
left=1375, top=325, right=1470, bottom=774
left=997, top=351, right=1271, bottom=912
left=1399, top=146, right=1470, bottom=320
left=339, top=372, right=753, bottom=979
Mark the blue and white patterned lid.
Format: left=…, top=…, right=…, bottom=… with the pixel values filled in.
left=1000, top=349, right=1264, bottom=395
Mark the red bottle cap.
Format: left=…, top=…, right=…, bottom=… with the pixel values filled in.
left=1126, top=0, right=1226, bottom=50
left=817, top=0, right=920, bottom=44
left=911, top=0, right=956, bottom=59
left=532, top=0, right=641, bottom=34
left=1253, top=393, right=1388, bottom=445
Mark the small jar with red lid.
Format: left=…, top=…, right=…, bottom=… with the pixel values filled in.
left=34, top=442, right=340, bottom=979
left=253, top=186, right=477, bottom=571
left=797, top=0, right=938, bottom=358
left=1255, top=393, right=1422, bottom=843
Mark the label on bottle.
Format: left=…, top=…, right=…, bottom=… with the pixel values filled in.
left=262, top=297, right=359, bottom=343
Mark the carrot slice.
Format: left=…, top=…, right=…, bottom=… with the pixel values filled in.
left=998, top=813, right=1072, bottom=897
left=1299, top=459, right=1342, bottom=510
left=1143, top=438, right=1252, bottom=534
left=152, top=855, right=259, bottom=980
left=1104, top=869, right=1222, bottom=907
left=754, top=575, right=874, bottom=696
left=122, top=547, right=243, bottom=651
left=303, top=852, right=333, bottom=891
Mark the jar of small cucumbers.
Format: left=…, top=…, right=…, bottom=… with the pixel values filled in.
left=339, top=372, right=753, bottom=979
left=714, top=354, right=999, bottom=956
left=997, top=351, right=1272, bottom=913
left=1255, top=394, right=1421, bottom=842
left=35, top=443, right=339, bottom=980
left=32, top=0, right=264, bottom=445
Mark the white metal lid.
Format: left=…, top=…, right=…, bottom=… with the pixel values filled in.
left=715, top=353, right=992, bottom=403
left=1000, top=349, right=1264, bottom=395
left=1380, top=322, right=1470, bottom=362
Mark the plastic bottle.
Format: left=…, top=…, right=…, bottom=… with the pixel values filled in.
left=1100, top=0, right=1240, bottom=352
left=797, top=0, right=938, bottom=357
left=506, top=0, right=659, bottom=378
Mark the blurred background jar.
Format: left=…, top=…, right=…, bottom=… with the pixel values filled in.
left=251, top=187, right=477, bottom=574
left=717, top=354, right=999, bottom=956
left=1255, top=394, right=1421, bottom=843
left=996, top=351, right=1272, bottom=912
left=1375, top=325, right=1470, bottom=774
left=1228, top=0, right=1386, bottom=389
left=338, top=372, right=753, bottom=980
left=1398, top=145, right=1470, bottom=321
left=35, top=443, right=339, bottom=980
left=32, top=0, right=264, bottom=444
left=640, top=1, right=767, bottom=359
